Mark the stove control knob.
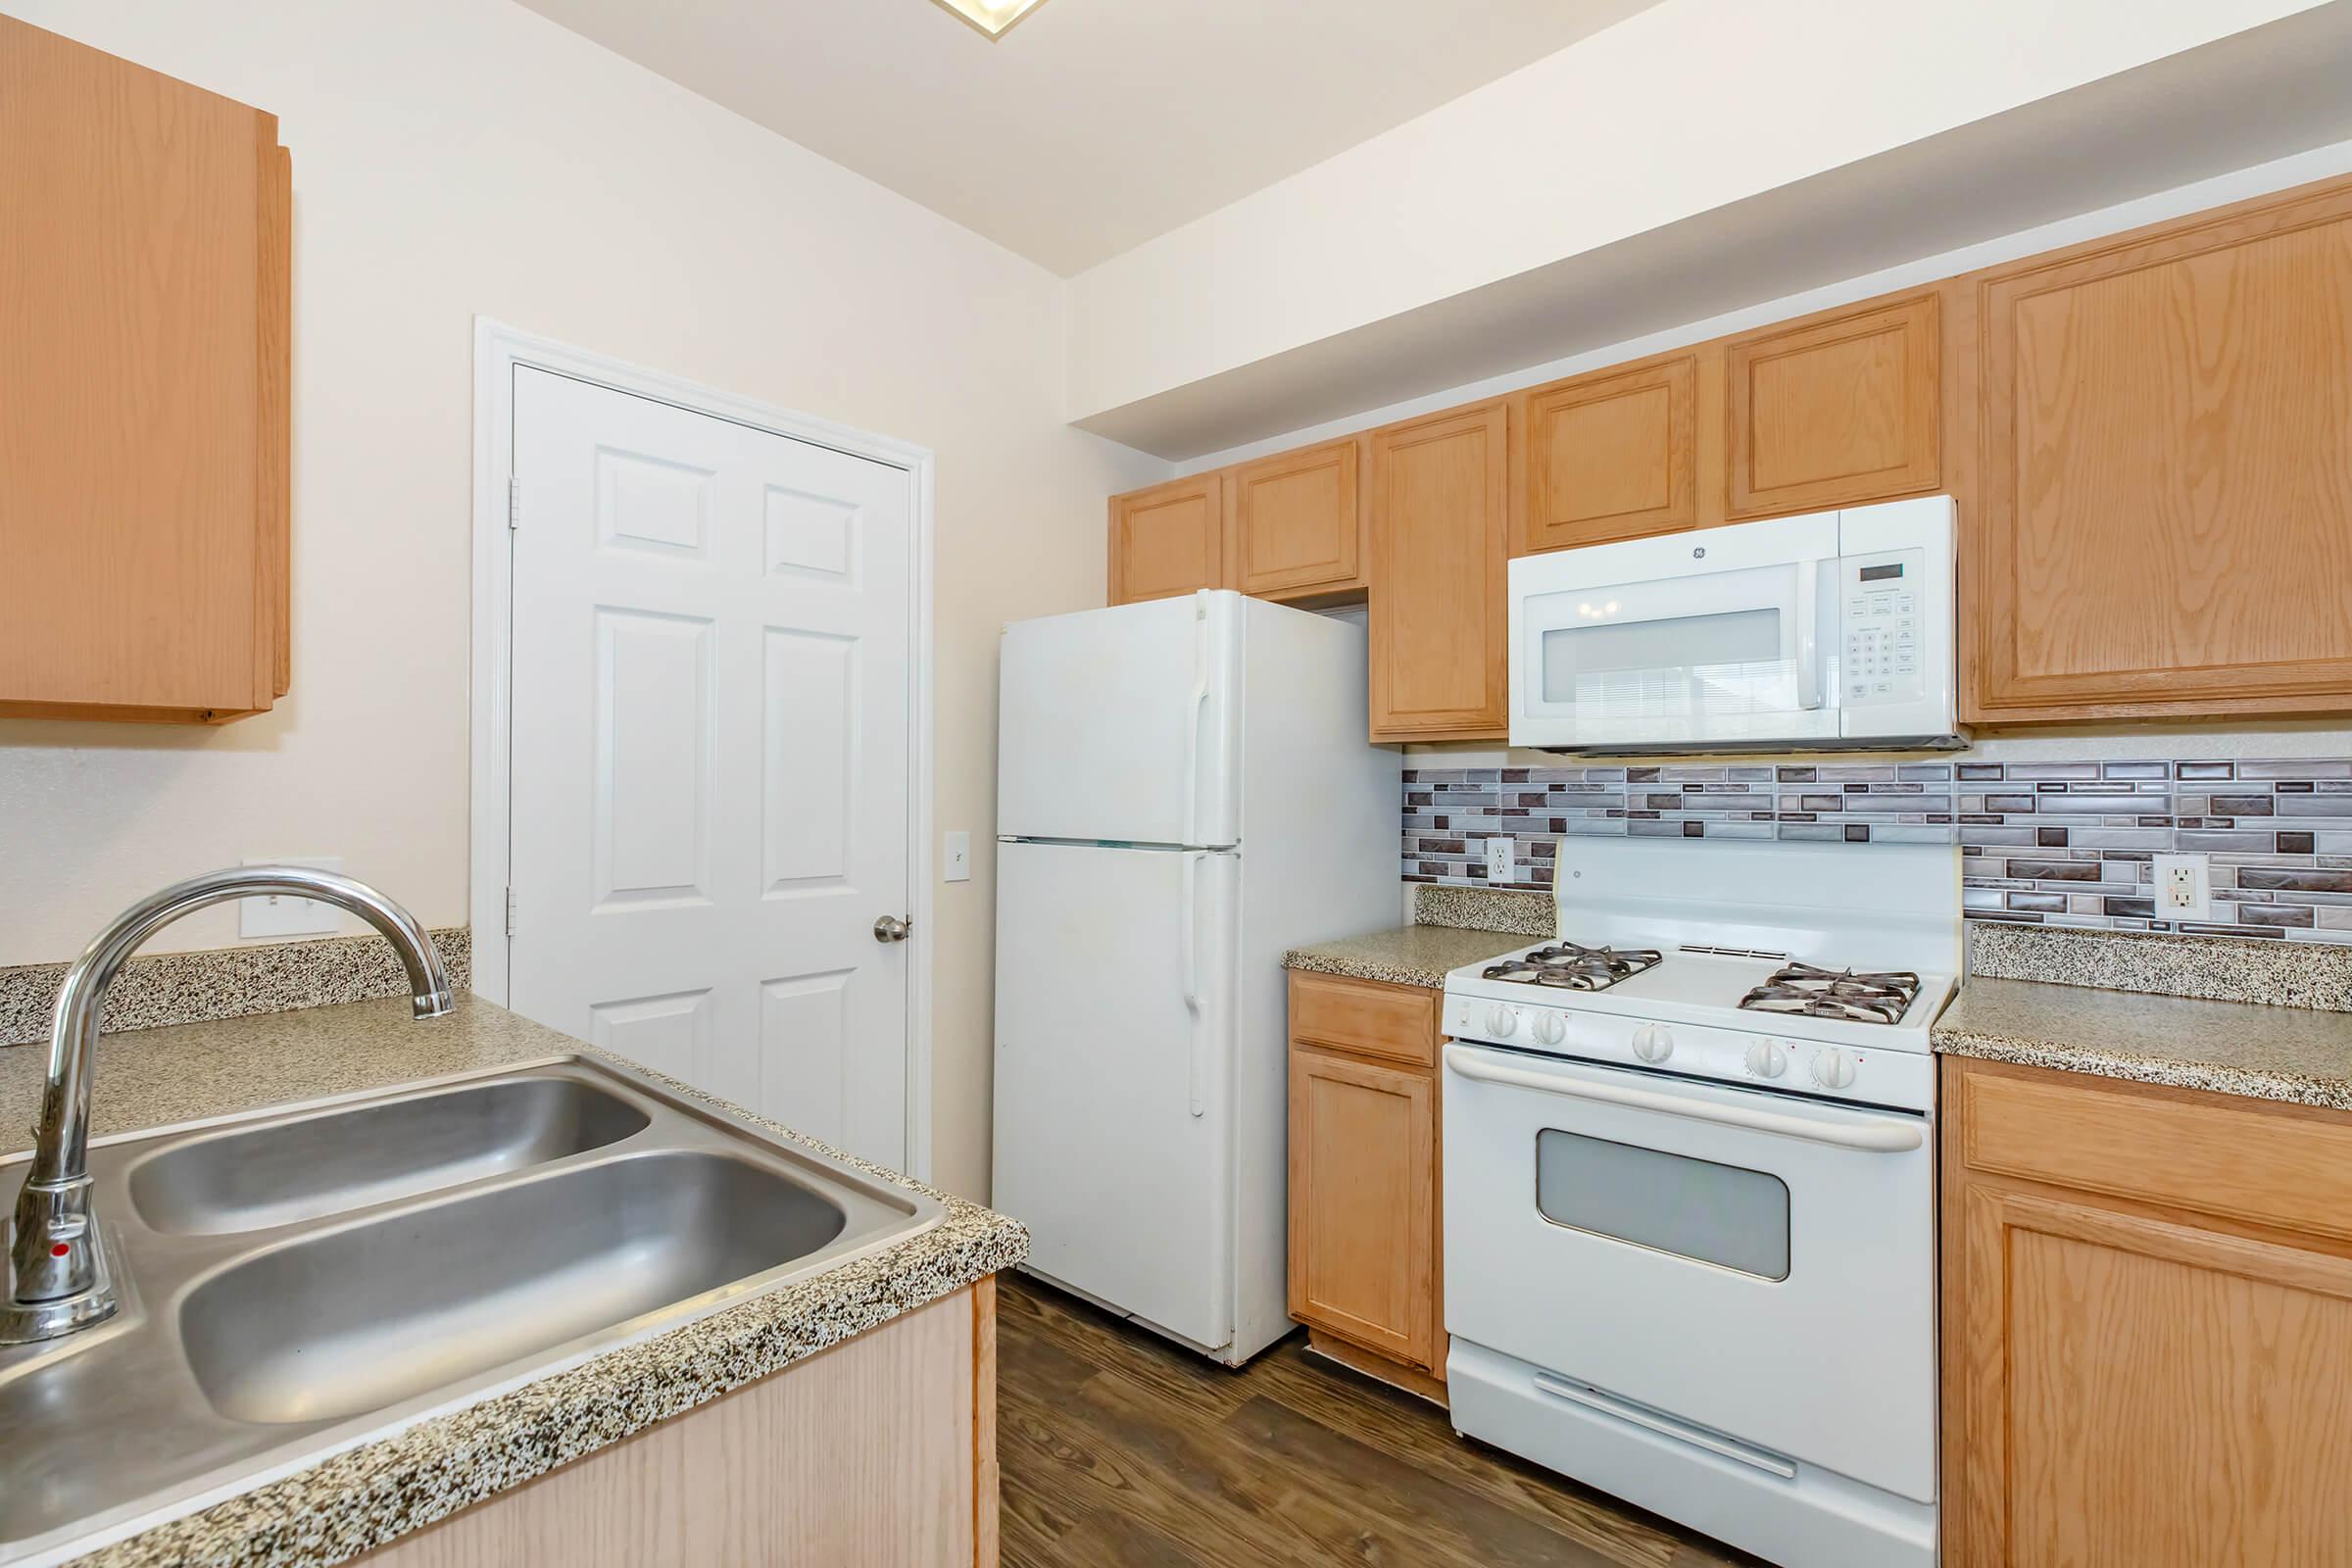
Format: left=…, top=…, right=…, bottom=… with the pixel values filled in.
left=1486, top=1004, right=1521, bottom=1040
left=1810, top=1047, right=1858, bottom=1090
left=1632, top=1023, right=1674, bottom=1063
left=1743, top=1039, right=1789, bottom=1079
left=1532, top=1011, right=1567, bottom=1046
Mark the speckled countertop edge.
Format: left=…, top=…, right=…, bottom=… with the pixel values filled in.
left=0, top=997, right=1025, bottom=1568
left=1283, top=924, right=1532, bottom=990
left=1933, top=977, right=2352, bottom=1112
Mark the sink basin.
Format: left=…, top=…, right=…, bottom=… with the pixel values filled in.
left=181, top=1152, right=846, bottom=1424
left=0, top=1056, right=940, bottom=1562
left=128, top=1075, right=650, bottom=1234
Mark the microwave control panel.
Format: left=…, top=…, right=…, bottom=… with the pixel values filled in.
left=1839, top=549, right=1926, bottom=706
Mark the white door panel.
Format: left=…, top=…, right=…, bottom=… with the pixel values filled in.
left=997, top=593, right=1239, bottom=847
left=993, top=840, right=1233, bottom=1348
left=508, top=368, right=912, bottom=1169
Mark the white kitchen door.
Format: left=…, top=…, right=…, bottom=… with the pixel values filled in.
left=507, top=367, right=913, bottom=1169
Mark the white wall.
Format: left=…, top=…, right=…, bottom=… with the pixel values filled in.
left=0, top=0, right=1169, bottom=1200
left=1066, top=0, right=2331, bottom=443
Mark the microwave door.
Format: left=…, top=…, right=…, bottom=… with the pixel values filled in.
left=1515, top=556, right=1838, bottom=750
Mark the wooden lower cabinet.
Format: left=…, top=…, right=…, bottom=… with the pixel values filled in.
left=1287, top=972, right=1445, bottom=1394
left=1941, top=1058, right=2352, bottom=1566
left=357, top=1280, right=1000, bottom=1567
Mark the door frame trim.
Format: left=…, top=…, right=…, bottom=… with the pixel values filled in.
left=468, top=318, right=939, bottom=1180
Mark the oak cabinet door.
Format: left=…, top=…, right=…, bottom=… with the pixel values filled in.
left=0, top=15, right=290, bottom=722
left=1514, top=354, right=1698, bottom=554
left=1950, top=1183, right=2352, bottom=1568
left=1970, top=178, right=2352, bottom=723
left=1107, top=473, right=1225, bottom=605
left=1288, top=1048, right=1438, bottom=1368
left=1367, top=401, right=1510, bottom=740
left=1725, top=293, right=1940, bottom=519
left=1231, top=437, right=1364, bottom=599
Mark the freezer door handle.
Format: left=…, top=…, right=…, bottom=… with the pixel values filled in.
left=1180, top=850, right=1205, bottom=1117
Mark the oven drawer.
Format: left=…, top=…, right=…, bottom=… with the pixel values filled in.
left=1441, top=1043, right=1936, bottom=1503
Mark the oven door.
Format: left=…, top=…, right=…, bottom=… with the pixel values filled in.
left=1442, top=1042, right=1936, bottom=1504
left=1509, top=513, right=1838, bottom=750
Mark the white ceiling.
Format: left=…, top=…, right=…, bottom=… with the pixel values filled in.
left=513, top=0, right=1664, bottom=276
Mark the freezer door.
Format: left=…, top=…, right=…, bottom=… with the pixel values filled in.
left=999, top=592, right=1240, bottom=847
left=993, top=840, right=1235, bottom=1350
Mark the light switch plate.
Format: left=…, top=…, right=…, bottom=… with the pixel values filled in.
left=239, top=856, right=345, bottom=939
left=943, top=831, right=971, bottom=883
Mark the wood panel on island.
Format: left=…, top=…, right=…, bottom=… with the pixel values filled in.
left=1103, top=170, right=2352, bottom=734
left=0, top=16, right=291, bottom=724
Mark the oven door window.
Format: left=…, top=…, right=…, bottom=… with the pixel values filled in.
left=1535, top=1128, right=1790, bottom=1280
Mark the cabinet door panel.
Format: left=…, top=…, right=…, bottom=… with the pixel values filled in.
left=1973, top=179, right=2352, bottom=720
left=0, top=15, right=286, bottom=720
left=1956, top=1184, right=2352, bottom=1568
left=1288, top=1049, right=1437, bottom=1367
left=1368, top=401, right=1509, bottom=740
left=1515, top=355, right=1697, bottom=554
left=1107, top=474, right=1224, bottom=605
left=1232, top=437, right=1362, bottom=598
left=1726, top=293, right=1939, bottom=518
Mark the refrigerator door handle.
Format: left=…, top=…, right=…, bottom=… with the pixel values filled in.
left=1182, top=597, right=1211, bottom=846
left=1180, top=849, right=1205, bottom=1118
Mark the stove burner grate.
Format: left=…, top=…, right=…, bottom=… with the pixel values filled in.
left=1738, top=960, right=1921, bottom=1025
left=1481, top=941, right=1663, bottom=994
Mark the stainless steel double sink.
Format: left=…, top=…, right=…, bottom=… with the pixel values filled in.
left=0, top=1056, right=942, bottom=1561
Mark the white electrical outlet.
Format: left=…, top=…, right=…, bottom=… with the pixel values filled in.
left=239, top=855, right=344, bottom=939
left=2152, top=852, right=2211, bottom=921
left=943, top=831, right=971, bottom=883
left=1484, top=837, right=1516, bottom=883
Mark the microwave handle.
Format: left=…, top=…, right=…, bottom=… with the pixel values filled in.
left=1794, top=560, right=1824, bottom=710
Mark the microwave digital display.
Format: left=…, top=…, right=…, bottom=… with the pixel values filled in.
left=1858, top=564, right=1905, bottom=583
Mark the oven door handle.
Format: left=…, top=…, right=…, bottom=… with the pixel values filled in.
left=1443, top=1045, right=1923, bottom=1152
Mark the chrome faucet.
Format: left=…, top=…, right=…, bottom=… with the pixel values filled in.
left=2, top=867, right=455, bottom=1344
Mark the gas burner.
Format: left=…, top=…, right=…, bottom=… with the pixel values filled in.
left=1739, top=961, right=1922, bottom=1025
left=1481, top=941, right=1664, bottom=994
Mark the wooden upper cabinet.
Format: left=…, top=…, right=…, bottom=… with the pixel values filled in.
left=1512, top=353, right=1698, bottom=555
left=1969, top=174, right=2352, bottom=723
left=1106, top=473, right=1226, bottom=605
left=1368, top=400, right=1510, bottom=740
left=0, top=17, right=291, bottom=723
left=1229, top=437, right=1365, bottom=600
left=1725, top=292, right=1941, bottom=519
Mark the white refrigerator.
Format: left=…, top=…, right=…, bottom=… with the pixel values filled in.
left=993, top=590, right=1400, bottom=1365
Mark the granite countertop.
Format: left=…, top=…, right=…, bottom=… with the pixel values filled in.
left=0, top=995, right=1027, bottom=1568
left=1933, top=977, right=2352, bottom=1111
left=1284, top=925, right=1531, bottom=990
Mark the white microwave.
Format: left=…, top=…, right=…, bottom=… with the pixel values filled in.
left=1508, top=496, right=1962, bottom=754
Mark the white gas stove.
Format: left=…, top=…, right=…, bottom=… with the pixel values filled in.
left=1441, top=836, right=1960, bottom=1568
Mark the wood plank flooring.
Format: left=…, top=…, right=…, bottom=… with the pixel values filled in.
left=998, top=1274, right=1766, bottom=1567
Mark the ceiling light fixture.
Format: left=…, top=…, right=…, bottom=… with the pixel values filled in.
left=927, top=0, right=1050, bottom=39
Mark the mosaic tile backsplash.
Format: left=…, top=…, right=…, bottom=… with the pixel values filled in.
left=1400, top=758, right=2352, bottom=945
